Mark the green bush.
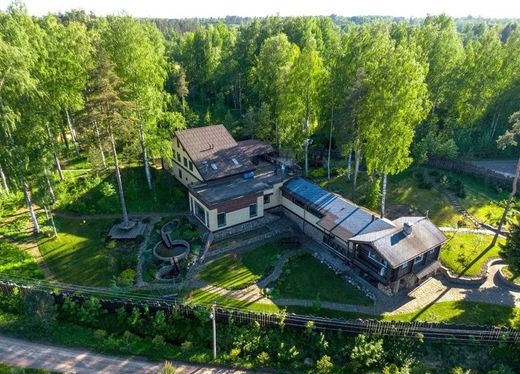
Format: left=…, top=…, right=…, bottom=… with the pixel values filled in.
left=350, top=334, right=384, bottom=370
left=22, top=291, right=57, bottom=331
left=316, top=355, right=334, bottom=373
left=117, top=269, right=136, bottom=287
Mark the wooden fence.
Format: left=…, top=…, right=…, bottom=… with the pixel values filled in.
left=0, top=276, right=518, bottom=344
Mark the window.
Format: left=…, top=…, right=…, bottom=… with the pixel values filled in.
left=401, top=262, right=408, bottom=270
left=428, top=248, right=436, bottom=256
left=176, top=138, right=180, bottom=147
left=178, top=169, right=182, bottom=178
left=183, top=157, right=188, bottom=168
left=231, top=158, right=239, bottom=165
left=177, top=152, right=181, bottom=161
left=217, top=212, right=226, bottom=228
left=194, top=201, right=205, bottom=224
left=189, top=160, right=194, bottom=171
left=414, top=255, right=424, bottom=265
left=249, top=203, right=257, bottom=218
left=263, top=194, right=271, bottom=204
left=211, top=163, right=218, bottom=170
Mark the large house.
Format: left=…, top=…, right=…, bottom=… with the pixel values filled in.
left=171, top=125, right=447, bottom=294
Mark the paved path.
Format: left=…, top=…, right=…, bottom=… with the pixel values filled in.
left=135, top=216, right=159, bottom=287
left=0, top=335, right=249, bottom=374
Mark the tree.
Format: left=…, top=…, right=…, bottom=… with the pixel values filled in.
left=255, top=33, right=299, bottom=146
left=491, top=111, right=520, bottom=246
left=84, top=47, right=134, bottom=227
left=279, top=34, right=326, bottom=175
left=102, top=16, right=169, bottom=191
left=175, top=65, right=189, bottom=115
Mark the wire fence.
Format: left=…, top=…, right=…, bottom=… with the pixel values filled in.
left=0, top=273, right=518, bottom=344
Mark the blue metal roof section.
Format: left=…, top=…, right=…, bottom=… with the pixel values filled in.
left=283, top=177, right=337, bottom=209
left=283, top=177, right=395, bottom=240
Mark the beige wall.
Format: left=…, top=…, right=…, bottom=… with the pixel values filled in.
left=281, top=196, right=321, bottom=226
left=263, top=182, right=283, bottom=210
left=172, top=136, right=204, bottom=186
left=189, top=192, right=265, bottom=232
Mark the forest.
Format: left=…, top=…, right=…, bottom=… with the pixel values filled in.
left=1, top=0, right=520, bottom=225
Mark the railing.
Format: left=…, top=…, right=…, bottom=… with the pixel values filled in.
left=0, top=274, right=518, bottom=344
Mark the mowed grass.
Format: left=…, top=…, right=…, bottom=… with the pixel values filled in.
left=385, top=301, right=520, bottom=327
left=199, top=241, right=288, bottom=290
left=273, top=253, right=373, bottom=306
left=38, top=217, right=117, bottom=286
left=440, top=233, right=505, bottom=276
left=0, top=241, right=44, bottom=279
left=187, top=289, right=375, bottom=320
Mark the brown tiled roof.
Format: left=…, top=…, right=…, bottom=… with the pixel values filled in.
left=236, top=139, right=275, bottom=158
left=174, top=125, right=255, bottom=181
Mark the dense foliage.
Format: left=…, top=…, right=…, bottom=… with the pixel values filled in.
left=1, top=2, right=519, bottom=227
left=0, top=289, right=518, bottom=373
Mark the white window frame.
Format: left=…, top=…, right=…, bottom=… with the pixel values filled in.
left=401, top=262, right=408, bottom=270
left=414, top=255, right=424, bottom=265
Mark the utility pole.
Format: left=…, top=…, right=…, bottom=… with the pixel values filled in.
left=210, top=303, right=217, bottom=360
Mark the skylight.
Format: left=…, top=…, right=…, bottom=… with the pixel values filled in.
left=211, top=163, right=218, bottom=170
left=231, top=158, right=240, bottom=165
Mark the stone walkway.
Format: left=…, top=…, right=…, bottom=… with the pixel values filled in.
left=135, top=217, right=159, bottom=287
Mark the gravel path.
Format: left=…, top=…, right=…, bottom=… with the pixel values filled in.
left=0, top=335, right=248, bottom=374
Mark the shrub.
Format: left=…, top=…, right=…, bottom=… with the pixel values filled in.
left=316, top=355, right=334, bottom=373
left=117, top=269, right=136, bottom=287
left=350, top=334, right=384, bottom=370
left=22, top=290, right=57, bottom=330
left=256, top=351, right=270, bottom=366
left=228, top=348, right=241, bottom=362
left=181, top=340, right=193, bottom=352
left=94, top=329, right=107, bottom=340
left=159, top=361, right=176, bottom=374
left=152, top=335, right=165, bottom=347
left=78, top=297, right=103, bottom=325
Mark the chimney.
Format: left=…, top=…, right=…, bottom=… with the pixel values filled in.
left=403, top=222, right=413, bottom=236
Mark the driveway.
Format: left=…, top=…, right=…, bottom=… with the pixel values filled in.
left=0, top=335, right=248, bottom=374
left=470, top=159, right=518, bottom=178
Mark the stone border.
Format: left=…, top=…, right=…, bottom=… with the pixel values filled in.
left=497, top=264, right=520, bottom=291
left=153, top=239, right=190, bottom=262
left=439, top=257, right=501, bottom=286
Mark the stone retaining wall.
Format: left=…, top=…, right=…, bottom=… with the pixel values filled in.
left=213, top=212, right=280, bottom=241
left=207, top=227, right=293, bottom=259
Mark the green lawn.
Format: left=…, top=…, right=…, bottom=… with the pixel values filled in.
left=187, top=289, right=375, bottom=319
left=198, top=241, right=289, bottom=289
left=440, top=233, right=505, bottom=276
left=0, top=241, right=44, bottom=279
left=427, top=167, right=508, bottom=226
left=272, top=253, right=373, bottom=306
left=386, top=301, right=520, bottom=327
left=0, top=363, right=56, bottom=374
left=38, top=217, right=138, bottom=286
left=54, top=166, right=188, bottom=215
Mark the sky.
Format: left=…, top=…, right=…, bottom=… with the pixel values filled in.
left=1, top=0, right=519, bottom=19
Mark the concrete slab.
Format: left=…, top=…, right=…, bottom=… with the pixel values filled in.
left=108, top=220, right=147, bottom=239
left=469, top=159, right=518, bottom=178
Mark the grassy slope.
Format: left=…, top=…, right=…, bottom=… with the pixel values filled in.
left=440, top=233, right=505, bottom=276
left=273, top=253, right=373, bottom=306
left=430, top=167, right=508, bottom=227
left=385, top=301, right=519, bottom=327
left=0, top=241, right=44, bottom=279
left=54, top=166, right=188, bottom=215
left=38, top=217, right=119, bottom=286
left=198, top=242, right=288, bottom=290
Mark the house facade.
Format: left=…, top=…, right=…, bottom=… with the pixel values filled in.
left=171, top=125, right=447, bottom=294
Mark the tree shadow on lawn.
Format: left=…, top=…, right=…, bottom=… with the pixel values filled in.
left=458, top=241, right=497, bottom=277
left=58, top=166, right=187, bottom=215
